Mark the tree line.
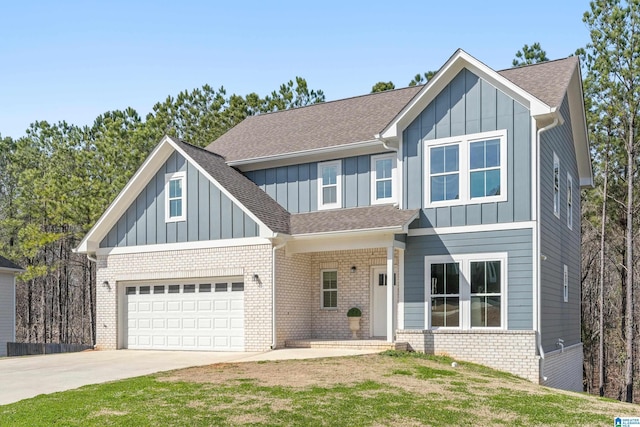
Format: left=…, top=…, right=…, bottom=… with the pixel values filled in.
left=2, top=0, right=640, bottom=404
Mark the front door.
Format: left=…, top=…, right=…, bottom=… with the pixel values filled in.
left=372, top=267, right=388, bottom=337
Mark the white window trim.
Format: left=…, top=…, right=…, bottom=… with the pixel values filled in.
left=317, top=160, right=342, bottom=210
left=424, top=252, right=508, bottom=330
left=553, top=152, right=560, bottom=219
left=321, top=269, right=338, bottom=310
left=424, top=129, right=508, bottom=208
left=165, top=171, right=186, bottom=222
left=567, top=173, right=573, bottom=230
left=563, top=264, right=569, bottom=303
left=370, top=153, right=397, bottom=205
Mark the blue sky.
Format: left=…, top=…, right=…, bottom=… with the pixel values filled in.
left=0, top=1, right=592, bottom=139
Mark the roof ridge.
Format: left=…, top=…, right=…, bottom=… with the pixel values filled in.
left=497, top=56, right=578, bottom=73
left=171, top=136, right=227, bottom=159
left=241, top=85, right=425, bottom=120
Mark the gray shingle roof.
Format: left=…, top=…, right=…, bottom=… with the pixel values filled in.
left=206, top=86, right=422, bottom=162
left=207, top=58, right=578, bottom=163
left=498, top=56, right=578, bottom=109
left=0, top=255, right=23, bottom=271
left=171, top=137, right=291, bottom=234
left=290, top=205, right=419, bottom=235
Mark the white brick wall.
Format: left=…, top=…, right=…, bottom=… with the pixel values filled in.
left=273, top=248, right=401, bottom=345
left=542, top=343, right=583, bottom=392
left=397, top=329, right=540, bottom=382
left=96, top=244, right=273, bottom=351
left=275, top=251, right=312, bottom=347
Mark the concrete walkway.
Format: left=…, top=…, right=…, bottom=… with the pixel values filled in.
left=0, top=348, right=379, bottom=405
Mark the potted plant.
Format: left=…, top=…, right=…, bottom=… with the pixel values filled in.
left=347, top=307, right=362, bottom=339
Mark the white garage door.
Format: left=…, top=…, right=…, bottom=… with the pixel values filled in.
left=125, top=281, right=244, bottom=351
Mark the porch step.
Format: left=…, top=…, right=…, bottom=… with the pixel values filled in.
left=285, top=339, right=408, bottom=351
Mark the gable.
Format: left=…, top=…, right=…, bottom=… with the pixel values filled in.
left=76, top=136, right=289, bottom=255
left=99, top=151, right=259, bottom=248
left=403, top=68, right=532, bottom=227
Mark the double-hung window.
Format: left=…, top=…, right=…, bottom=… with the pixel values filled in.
left=553, top=153, right=560, bottom=218
left=430, top=145, right=460, bottom=202
left=469, top=139, right=501, bottom=198
left=165, top=171, right=186, bottom=222
left=425, top=130, right=507, bottom=207
left=371, top=153, right=397, bottom=204
left=425, top=253, right=507, bottom=329
left=318, top=161, right=342, bottom=210
left=321, top=270, right=338, bottom=309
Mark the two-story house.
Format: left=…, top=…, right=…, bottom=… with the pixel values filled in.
left=76, top=50, right=591, bottom=392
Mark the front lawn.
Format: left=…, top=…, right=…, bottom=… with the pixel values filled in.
left=0, top=351, right=637, bottom=426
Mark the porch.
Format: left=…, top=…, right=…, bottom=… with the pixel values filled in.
left=273, top=205, right=419, bottom=348
left=274, top=244, right=405, bottom=347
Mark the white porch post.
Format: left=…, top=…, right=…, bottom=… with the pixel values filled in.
left=397, top=248, right=404, bottom=330
left=386, top=246, right=394, bottom=342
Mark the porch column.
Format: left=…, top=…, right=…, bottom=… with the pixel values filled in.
left=386, top=246, right=394, bottom=342
left=397, top=248, right=404, bottom=330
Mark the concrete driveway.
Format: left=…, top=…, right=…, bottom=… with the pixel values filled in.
left=0, top=348, right=379, bottom=405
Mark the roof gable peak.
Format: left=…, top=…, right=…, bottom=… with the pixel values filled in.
left=380, top=50, right=555, bottom=140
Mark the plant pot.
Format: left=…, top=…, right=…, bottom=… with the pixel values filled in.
left=349, top=316, right=361, bottom=339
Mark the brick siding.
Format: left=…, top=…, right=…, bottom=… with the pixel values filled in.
left=396, top=329, right=540, bottom=382
left=96, top=244, right=273, bottom=351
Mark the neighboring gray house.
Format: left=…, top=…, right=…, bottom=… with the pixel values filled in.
left=76, top=50, right=591, bottom=391
left=0, top=256, right=23, bottom=357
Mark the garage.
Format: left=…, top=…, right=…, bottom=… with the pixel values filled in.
left=123, top=279, right=244, bottom=351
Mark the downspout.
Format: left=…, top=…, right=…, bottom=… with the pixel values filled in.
left=271, top=240, right=287, bottom=350
left=86, top=254, right=97, bottom=263
left=536, top=117, right=559, bottom=382
left=375, top=134, right=397, bottom=153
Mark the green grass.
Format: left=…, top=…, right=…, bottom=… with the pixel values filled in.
left=0, top=352, right=637, bottom=426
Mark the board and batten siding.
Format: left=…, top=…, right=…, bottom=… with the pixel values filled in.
left=403, top=68, right=532, bottom=227
left=403, top=228, right=533, bottom=331
left=539, top=95, right=581, bottom=352
left=100, top=152, right=258, bottom=248
left=0, top=272, right=16, bottom=357
left=245, top=154, right=377, bottom=213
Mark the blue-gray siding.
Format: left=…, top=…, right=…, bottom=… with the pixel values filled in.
left=539, top=95, right=581, bottom=351
left=404, top=69, right=532, bottom=227
left=404, top=228, right=533, bottom=330
left=100, top=152, right=258, bottom=248
left=245, top=154, right=378, bottom=213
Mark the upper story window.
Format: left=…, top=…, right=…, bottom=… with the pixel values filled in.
left=425, top=130, right=507, bottom=207
left=470, top=139, right=501, bottom=198
left=371, top=153, right=397, bottom=205
left=318, top=160, right=342, bottom=210
left=553, top=153, right=560, bottom=218
left=567, top=173, right=573, bottom=230
left=165, top=171, right=186, bottom=222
